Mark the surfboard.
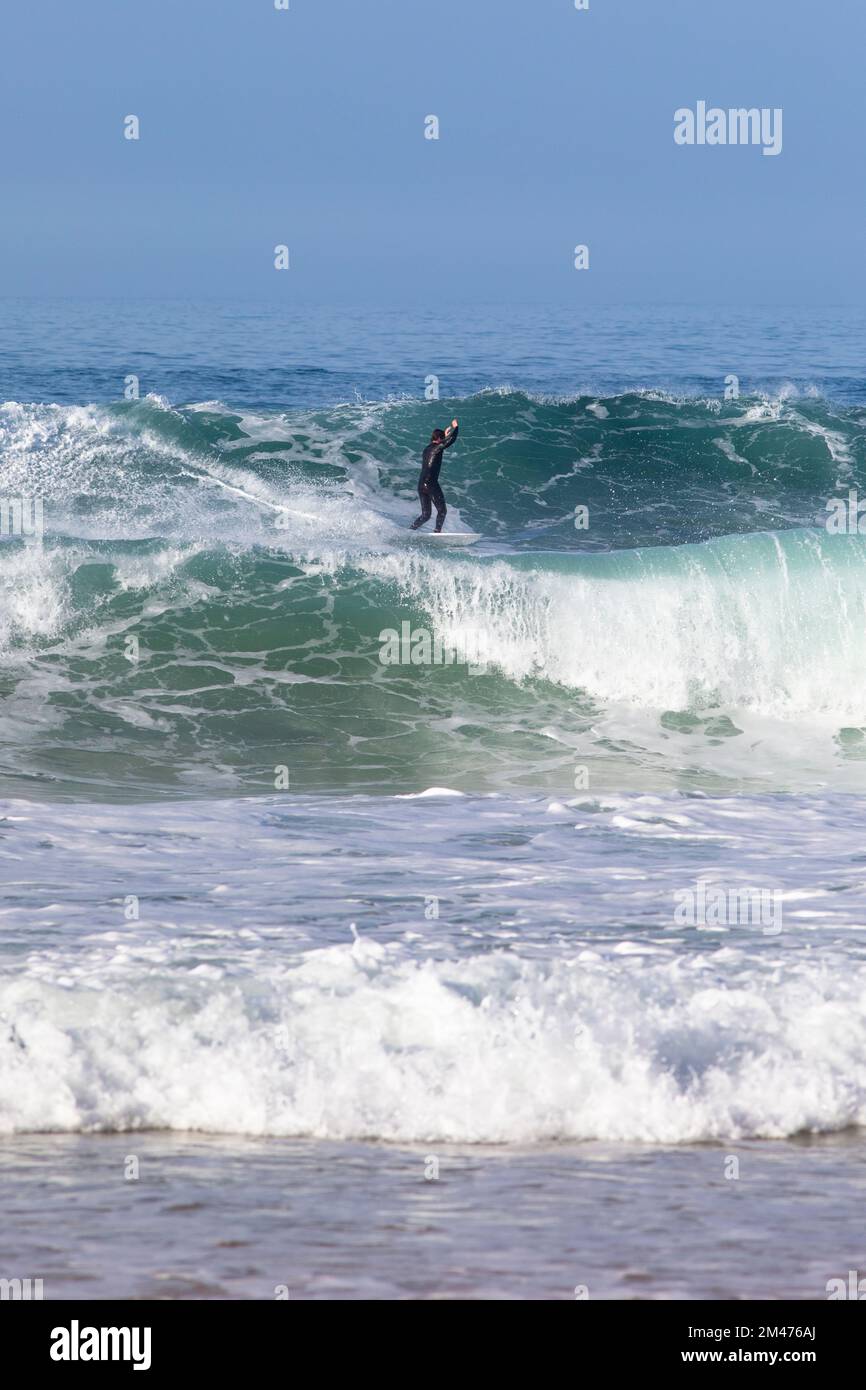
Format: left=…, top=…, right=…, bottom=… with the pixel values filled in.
left=415, top=532, right=481, bottom=546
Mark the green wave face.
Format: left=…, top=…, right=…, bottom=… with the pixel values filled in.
left=2, top=392, right=865, bottom=798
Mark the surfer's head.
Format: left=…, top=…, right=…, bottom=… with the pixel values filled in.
left=431, top=428, right=446, bottom=442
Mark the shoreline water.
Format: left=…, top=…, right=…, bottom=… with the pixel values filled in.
left=3, top=1131, right=863, bottom=1300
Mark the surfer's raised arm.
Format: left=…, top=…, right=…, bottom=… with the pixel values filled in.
left=443, top=418, right=459, bottom=446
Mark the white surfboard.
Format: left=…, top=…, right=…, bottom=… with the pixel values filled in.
left=416, top=531, right=481, bottom=546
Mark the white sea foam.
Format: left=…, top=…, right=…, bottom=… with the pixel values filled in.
left=1, top=790, right=865, bottom=1144
left=356, top=526, right=866, bottom=721
left=1, top=926, right=863, bottom=1142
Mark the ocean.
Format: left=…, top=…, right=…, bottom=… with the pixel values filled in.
left=1, top=298, right=865, bottom=1299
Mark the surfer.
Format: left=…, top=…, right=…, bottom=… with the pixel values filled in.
left=410, top=419, right=459, bottom=532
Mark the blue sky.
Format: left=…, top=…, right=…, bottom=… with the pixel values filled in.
left=0, top=0, right=858, bottom=302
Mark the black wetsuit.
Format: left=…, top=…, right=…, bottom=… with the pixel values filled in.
left=410, top=426, right=458, bottom=531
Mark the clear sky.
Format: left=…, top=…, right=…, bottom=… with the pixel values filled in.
left=0, top=0, right=859, bottom=303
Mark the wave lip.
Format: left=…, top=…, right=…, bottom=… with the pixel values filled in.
left=1, top=387, right=861, bottom=553
left=4, top=524, right=866, bottom=797
left=359, top=524, right=866, bottom=720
